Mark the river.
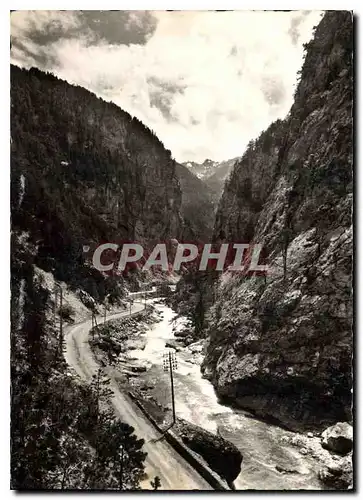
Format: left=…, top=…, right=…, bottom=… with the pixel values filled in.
left=130, top=299, right=330, bottom=490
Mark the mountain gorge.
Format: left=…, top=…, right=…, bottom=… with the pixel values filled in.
left=10, top=8, right=353, bottom=491
left=10, top=64, right=214, bottom=489
left=11, top=65, right=217, bottom=299
left=175, top=162, right=215, bottom=240
left=201, top=11, right=353, bottom=432
left=183, top=157, right=240, bottom=201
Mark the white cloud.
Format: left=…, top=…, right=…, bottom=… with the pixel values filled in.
left=11, top=10, right=81, bottom=39
left=11, top=10, right=324, bottom=162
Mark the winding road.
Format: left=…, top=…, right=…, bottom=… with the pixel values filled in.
left=64, top=302, right=212, bottom=491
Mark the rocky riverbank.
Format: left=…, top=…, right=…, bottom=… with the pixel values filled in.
left=89, top=304, right=161, bottom=375
left=129, top=388, right=242, bottom=486
left=101, top=299, right=352, bottom=490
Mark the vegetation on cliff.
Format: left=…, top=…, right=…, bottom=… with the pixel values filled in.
left=11, top=241, right=146, bottom=489
left=201, top=11, right=353, bottom=431
left=11, top=64, right=183, bottom=302
left=10, top=64, right=188, bottom=489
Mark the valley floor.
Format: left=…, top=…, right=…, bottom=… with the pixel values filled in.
left=65, top=296, right=338, bottom=491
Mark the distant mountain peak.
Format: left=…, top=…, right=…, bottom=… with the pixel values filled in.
left=202, top=158, right=215, bottom=166
left=182, top=156, right=240, bottom=198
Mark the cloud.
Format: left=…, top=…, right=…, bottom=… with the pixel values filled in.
left=10, top=10, right=323, bottom=162
left=10, top=10, right=157, bottom=67
left=148, top=77, right=187, bottom=122
left=288, top=10, right=316, bottom=45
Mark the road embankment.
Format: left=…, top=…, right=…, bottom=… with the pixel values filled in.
left=128, top=391, right=231, bottom=491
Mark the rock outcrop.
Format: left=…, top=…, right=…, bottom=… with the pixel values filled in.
left=319, top=454, right=353, bottom=490
left=202, top=11, right=353, bottom=432
left=174, top=418, right=243, bottom=484
left=321, top=422, right=353, bottom=454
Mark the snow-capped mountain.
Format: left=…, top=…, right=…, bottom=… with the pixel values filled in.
left=182, top=159, right=219, bottom=180
left=182, top=157, right=240, bottom=198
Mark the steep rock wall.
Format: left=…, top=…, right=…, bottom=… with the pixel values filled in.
left=202, top=11, right=353, bottom=431
left=11, top=65, right=183, bottom=299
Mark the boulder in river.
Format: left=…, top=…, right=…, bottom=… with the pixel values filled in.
left=173, top=329, right=189, bottom=338
left=318, top=454, right=353, bottom=489
left=165, top=340, right=181, bottom=351
left=174, top=418, right=242, bottom=484
left=130, top=363, right=148, bottom=373
left=321, top=422, right=353, bottom=455
left=188, top=341, right=204, bottom=354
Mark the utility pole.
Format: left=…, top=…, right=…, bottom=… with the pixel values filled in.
left=129, top=299, right=132, bottom=316
left=119, top=444, right=124, bottom=490
left=54, top=283, right=63, bottom=350
left=144, top=292, right=146, bottom=309
left=163, top=350, right=177, bottom=425
left=53, top=288, right=58, bottom=317
left=91, top=311, right=98, bottom=340
left=104, top=293, right=110, bottom=324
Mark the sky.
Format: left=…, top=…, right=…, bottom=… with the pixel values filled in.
left=10, top=10, right=323, bottom=163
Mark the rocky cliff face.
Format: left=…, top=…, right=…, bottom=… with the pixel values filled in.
left=204, top=158, right=240, bottom=200
left=201, top=11, right=353, bottom=431
left=175, top=163, right=215, bottom=241
left=11, top=65, right=183, bottom=300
